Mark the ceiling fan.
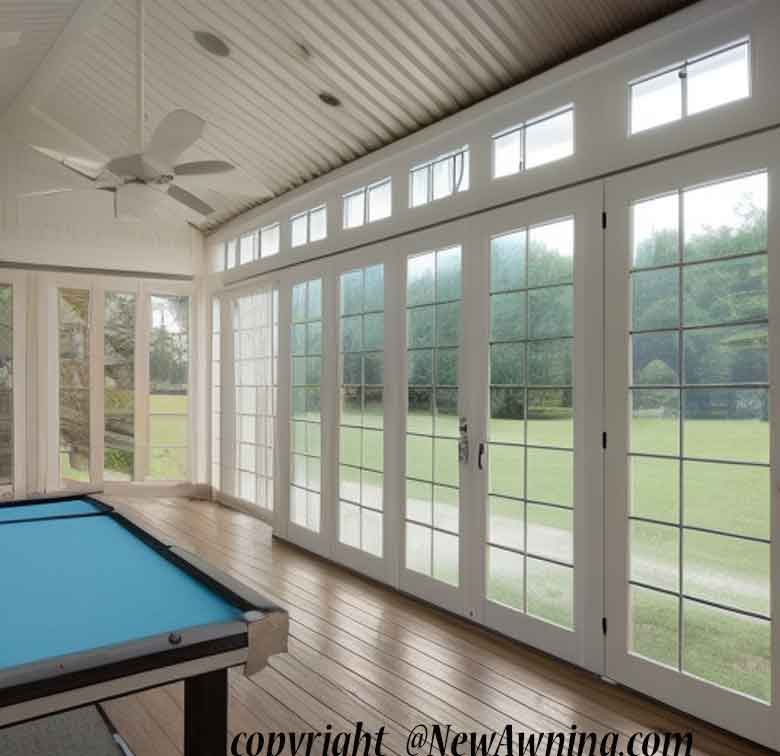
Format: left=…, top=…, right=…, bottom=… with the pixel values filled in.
left=19, top=0, right=235, bottom=220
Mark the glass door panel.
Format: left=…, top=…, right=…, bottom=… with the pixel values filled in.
left=605, top=133, right=779, bottom=748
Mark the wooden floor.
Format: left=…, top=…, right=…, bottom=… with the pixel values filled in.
left=101, top=497, right=770, bottom=756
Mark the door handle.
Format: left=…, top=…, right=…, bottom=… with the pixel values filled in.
left=458, top=416, right=469, bottom=464
left=478, top=442, right=486, bottom=470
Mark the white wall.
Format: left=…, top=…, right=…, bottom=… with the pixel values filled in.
left=0, top=130, right=201, bottom=276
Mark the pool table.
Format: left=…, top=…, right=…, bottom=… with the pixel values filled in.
left=0, top=495, right=289, bottom=756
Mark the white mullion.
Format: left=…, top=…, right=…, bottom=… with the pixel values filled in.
left=134, top=284, right=150, bottom=482
left=91, top=285, right=105, bottom=489
left=43, top=277, right=59, bottom=492
left=321, top=266, right=339, bottom=548
left=221, top=296, right=236, bottom=499
left=275, top=279, right=292, bottom=537
left=8, top=272, right=28, bottom=496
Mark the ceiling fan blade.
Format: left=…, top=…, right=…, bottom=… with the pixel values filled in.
left=174, top=160, right=235, bottom=176
left=29, top=145, right=105, bottom=180
left=167, top=184, right=214, bottom=216
left=146, top=110, right=205, bottom=167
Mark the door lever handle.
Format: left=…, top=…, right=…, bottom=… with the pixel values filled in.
left=478, top=442, right=486, bottom=470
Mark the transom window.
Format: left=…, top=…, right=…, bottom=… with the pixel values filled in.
left=630, top=39, right=750, bottom=135
left=493, top=106, right=574, bottom=179
left=343, top=178, right=392, bottom=229
left=410, top=147, right=470, bottom=208
left=291, top=206, right=327, bottom=248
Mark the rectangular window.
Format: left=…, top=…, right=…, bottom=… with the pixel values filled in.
left=492, top=106, right=574, bottom=179
left=0, top=285, right=12, bottom=486
left=627, top=171, right=770, bottom=700
left=290, top=278, right=322, bottom=532
left=291, top=206, right=328, bottom=247
left=339, top=264, right=384, bottom=557
left=211, top=298, right=221, bottom=490
left=59, top=288, right=91, bottom=482
left=630, top=39, right=750, bottom=135
left=239, top=231, right=257, bottom=265
left=149, top=294, right=189, bottom=480
left=226, top=239, right=237, bottom=269
left=234, top=288, right=277, bottom=511
left=214, top=244, right=226, bottom=273
left=260, top=223, right=280, bottom=258
left=343, top=178, right=392, bottom=229
left=485, top=219, right=575, bottom=628
left=410, top=148, right=469, bottom=208
left=104, top=292, right=135, bottom=481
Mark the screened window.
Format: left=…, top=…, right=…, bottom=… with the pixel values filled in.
left=211, top=298, right=221, bottom=490
left=260, top=223, right=280, bottom=258
left=59, top=288, right=91, bottom=482
left=410, top=148, right=469, bottom=208
left=343, top=178, right=392, bottom=229
left=339, top=265, right=385, bottom=557
left=290, top=279, right=322, bottom=531
left=0, top=285, right=12, bottom=486
left=627, top=171, right=769, bottom=700
left=630, top=39, right=750, bottom=134
left=104, top=292, right=135, bottom=481
left=149, top=294, right=189, bottom=480
left=291, top=206, right=327, bottom=247
left=234, top=288, right=277, bottom=511
left=485, top=219, right=575, bottom=628
left=493, top=107, right=574, bottom=179
left=239, top=231, right=257, bottom=265
left=405, top=246, right=462, bottom=585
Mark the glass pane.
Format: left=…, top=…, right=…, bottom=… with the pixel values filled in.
left=683, top=530, right=769, bottom=616
left=410, top=167, right=429, bottom=208
left=527, top=389, right=572, bottom=448
left=490, top=343, right=523, bottom=386
left=341, top=270, right=363, bottom=315
left=527, top=448, right=572, bottom=507
left=148, top=447, right=187, bottom=480
left=291, top=214, right=307, bottom=247
left=368, top=179, right=392, bottom=222
left=632, top=193, right=679, bottom=268
left=432, top=156, right=453, bottom=200
left=493, top=129, right=522, bottom=179
left=528, top=287, right=572, bottom=339
left=433, top=529, right=459, bottom=585
left=407, top=479, right=432, bottom=524
left=528, top=340, right=571, bottom=386
left=527, top=558, right=573, bottom=628
left=433, top=484, right=458, bottom=533
left=407, top=253, right=436, bottom=306
left=488, top=496, right=524, bottom=550
left=433, top=437, right=458, bottom=486
left=683, top=255, right=767, bottom=327
left=525, top=109, right=573, bottom=170
left=683, top=461, right=768, bottom=539
left=630, top=520, right=678, bottom=592
left=687, top=43, right=749, bottom=116
left=309, top=206, right=327, bottom=242
left=406, top=435, right=433, bottom=481
left=632, top=268, right=678, bottom=331
left=408, top=307, right=434, bottom=348
left=631, top=69, right=682, bottom=134
left=682, top=600, right=769, bottom=702
left=630, top=585, right=678, bottom=668
left=527, top=503, right=572, bottom=563
left=343, top=191, right=365, bottom=229
left=362, top=508, right=383, bottom=556
left=631, top=456, right=679, bottom=523
left=683, top=173, right=767, bottom=262
left=339, top=501, right=360, bottom=548
left=239, top=232, right=255, bottom=264
left=528, top=219, right=573, bottom=286
left=406, top=522, right=431, bottom=575
left=260, top=223, right=280, bottom=257
left=683, top=388, right=768, bottom=463
left=489, top=388, right=524, bottom=444
left=489, top=444, right=524, bottom=499
left=436, top=246, right=461, bottom=301
left=339, top=465, right=360, bottom=503
left=632, top=332, right=679, bottom=386
left=491, top=292, right=525, bottom=342
left=487, top=546, right=524, bottom=610
left=364, top=265, right=384, bottom=311
left=630, top=389, right=679, bottom=456
left=490, top=230, right=526, bottom=292
left=683, top=324, right=767, bottom=385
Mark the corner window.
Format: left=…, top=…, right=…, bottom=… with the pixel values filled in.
left=493, top=106, right=574, bottom=179
left=343, top=178, right=392, bottom=229
left=410, top=147, right=469, bottom=208
left=291, top=206, right=327, bottom=247
left=630, top=39, right=750, bottom=135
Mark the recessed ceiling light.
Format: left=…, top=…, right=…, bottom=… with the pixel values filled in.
left=194, top=30, right=230, bottom=58
left=319, top=92, right=341, bottom=107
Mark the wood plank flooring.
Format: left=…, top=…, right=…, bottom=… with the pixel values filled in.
left=100, top=497, right=772, bottom=756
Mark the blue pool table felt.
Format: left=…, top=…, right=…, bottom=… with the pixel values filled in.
left=0, top=498, right=103, bottom=523
left=0, top=504, right=245, bottom=670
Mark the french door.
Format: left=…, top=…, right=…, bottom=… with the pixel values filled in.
left=604, top=130, right=780, bottom=747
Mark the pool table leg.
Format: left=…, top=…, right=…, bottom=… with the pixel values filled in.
left=184, top=668, right=228, bottom=756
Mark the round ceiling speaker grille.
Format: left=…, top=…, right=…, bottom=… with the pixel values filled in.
left=194, top=31, right=230, bottom=58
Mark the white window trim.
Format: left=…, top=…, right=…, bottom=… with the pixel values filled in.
left=409, top=146, right=469, bottom=208
left=343, top=177, right=392, bottom=230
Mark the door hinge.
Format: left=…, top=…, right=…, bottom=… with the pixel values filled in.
left=601, top=211, right=607, bottom=229
left=602, top=617, right=608, bottom=635
left=602, top=431, right=607, bottom=449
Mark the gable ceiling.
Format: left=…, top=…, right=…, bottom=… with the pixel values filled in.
left=2, top=0, right=697, bottom=233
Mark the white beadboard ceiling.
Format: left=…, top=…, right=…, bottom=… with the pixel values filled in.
left=3, top=0, right=697, bottom=232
